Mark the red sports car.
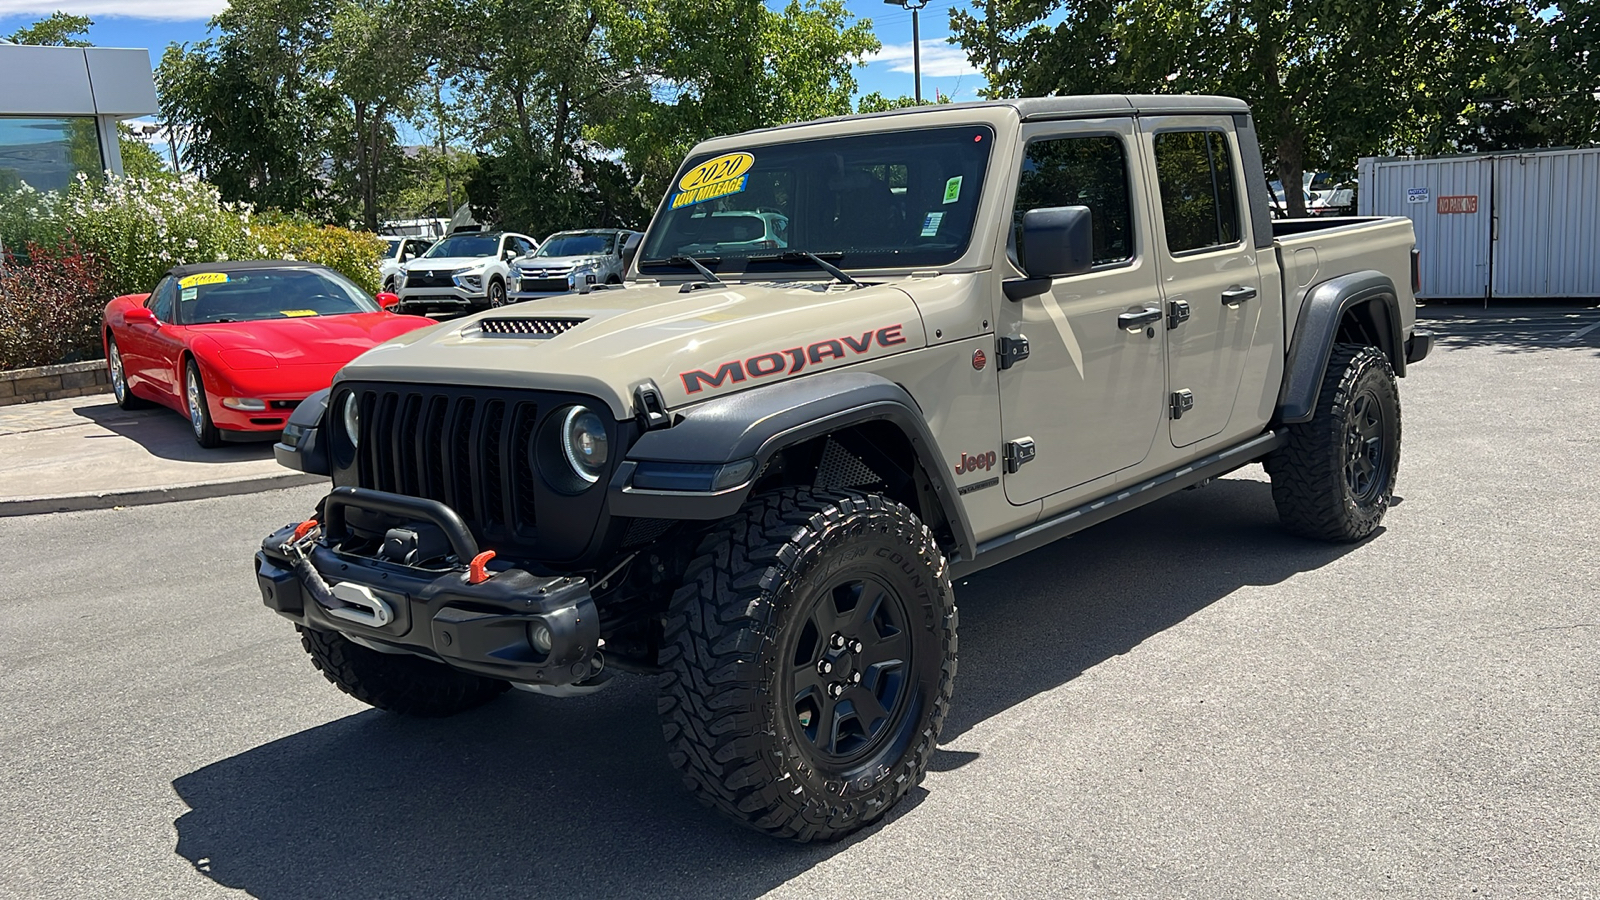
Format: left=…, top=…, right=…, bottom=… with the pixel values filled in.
left=102, top=260, right=435, bottom=447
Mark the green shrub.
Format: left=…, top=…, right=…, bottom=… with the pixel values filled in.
left=248, top=218, right=386, bottom=295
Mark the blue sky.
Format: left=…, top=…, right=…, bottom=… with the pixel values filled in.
left=0, top=0, right=988, bottom=128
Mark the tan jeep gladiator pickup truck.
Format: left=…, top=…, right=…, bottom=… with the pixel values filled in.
left=259, top=95, right=1432, bottom=841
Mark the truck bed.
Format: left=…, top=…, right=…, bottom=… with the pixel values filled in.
left=1273, top=215, right=1418, bottom=346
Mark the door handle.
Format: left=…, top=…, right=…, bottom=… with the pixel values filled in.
left=1118, top=307, right=1162, bottom=331
left=1221, top=285, right=1257, bottom=304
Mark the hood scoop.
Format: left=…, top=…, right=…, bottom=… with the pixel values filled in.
left=478, top=316, right=587, bottom=337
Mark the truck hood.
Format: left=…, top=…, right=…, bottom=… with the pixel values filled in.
left=341, top=279, right=928, bottom=417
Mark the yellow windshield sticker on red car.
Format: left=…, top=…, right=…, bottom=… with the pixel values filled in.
left=670, top=151, right=754, bottom=210
left=179, top=272, right=228, bottom=288
left=279, top=310, right=318, bottom=317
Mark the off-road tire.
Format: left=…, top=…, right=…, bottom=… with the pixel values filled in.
left=298, top=626, right=510, bottom=717
left=1267, top=344, right=1401, bottom=542
left=658, top=488, right=958, bottom=842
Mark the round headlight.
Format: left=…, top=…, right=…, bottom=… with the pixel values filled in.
left=561, top=406, right=609, bottom=482
left=342, top=391, right=360, bottom=448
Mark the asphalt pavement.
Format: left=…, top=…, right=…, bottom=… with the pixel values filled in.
left=0, top=308, right=1596, bottom=898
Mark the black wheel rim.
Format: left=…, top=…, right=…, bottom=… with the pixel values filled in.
left=490, top=283, right=505, bottom=307
left=1344, top=388, right=1388, bottom=503
left=785, top=574, right=914, bottom=766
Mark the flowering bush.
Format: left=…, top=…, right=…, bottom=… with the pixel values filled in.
left=0, top=243, right=108, bottom=371
left=0, top=173, right=386, bottom=304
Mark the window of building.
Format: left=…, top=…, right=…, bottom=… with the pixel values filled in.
left=1012, top=135, right=1135, bottom=268
left=1153, top=130, right=1241, bottom=254
left=0, top=116, right=104, bottom=193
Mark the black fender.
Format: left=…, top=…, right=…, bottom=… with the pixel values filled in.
left=273, top=387, right=331, bottom=475
left=607, top=370, right=976, bottom=559
left=1277, top=270, right=1405, bottom=425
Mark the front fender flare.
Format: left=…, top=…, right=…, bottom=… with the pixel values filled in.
left=607, top=371, right=976, bottom=559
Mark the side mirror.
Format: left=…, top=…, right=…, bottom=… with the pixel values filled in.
left=1018, top=206, right=1094, bottom=279
left=620, top=232, right=642, bottom=268
left=126, top=306, right=157, bottom=325
left=376, top=291, right=401, bottom=310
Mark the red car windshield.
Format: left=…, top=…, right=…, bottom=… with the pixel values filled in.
left=177, top=270, right=379, bottom=325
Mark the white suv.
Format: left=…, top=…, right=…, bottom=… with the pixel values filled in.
left=396, top=231, right=539, bottom=313
left=379, top=236, right=433, bottom=293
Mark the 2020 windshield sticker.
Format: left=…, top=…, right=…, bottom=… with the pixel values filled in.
left=179, top=272, right=228, bottom=289
left=670, top=152, right=755, bottom=210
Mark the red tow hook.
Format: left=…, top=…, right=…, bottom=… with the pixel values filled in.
left=292, top=518, right=319, bottom=542
left=467, top=550, right=497, bottom=585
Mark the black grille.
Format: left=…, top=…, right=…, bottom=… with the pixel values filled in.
left=519, top=277, right=569, bottom=293
left=354, top=388, right=537, bottom=537
left=480, top=317, right=586, bottom=336
left=405, top=269, right=455, bottom=289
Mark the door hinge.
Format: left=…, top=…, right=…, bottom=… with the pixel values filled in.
left=1170, top=389, right=1194, bottom=420
left=997, top=335, right=1030, bottom=370
left=1167, top=299, right=1190, bottom=329
left=1004, top=437, right=1036, bottom=473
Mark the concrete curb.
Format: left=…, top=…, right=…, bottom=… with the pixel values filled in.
left=0, top=471, right=324, bottom=517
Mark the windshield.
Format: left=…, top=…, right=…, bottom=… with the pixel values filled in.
left=423, top=234, right=499, bottom=258
left=537, top=232, right=615, bottom=257
left=639, top=125, right=994, bottom=274
left=177, top=269, right=379, bottom=325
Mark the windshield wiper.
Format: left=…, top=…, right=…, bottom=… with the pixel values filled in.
left=665, top=255, right=723, bottom=284
left=759, top=250, right=861, bottom=287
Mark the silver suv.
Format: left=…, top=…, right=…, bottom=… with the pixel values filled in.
left=507, top=229, right=639, bottom=300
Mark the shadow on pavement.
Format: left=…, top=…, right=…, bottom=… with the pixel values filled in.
left=171, top=476, right=1360, bottom=897
left=71, top=403, right=275, bottom=464
left=1419, top=303, right=1600, bottom=356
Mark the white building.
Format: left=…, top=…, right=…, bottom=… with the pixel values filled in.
left=0, top=44, right=158, bottom=192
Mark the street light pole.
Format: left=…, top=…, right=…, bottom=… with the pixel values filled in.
left=883, top=0, right=928, bottom=105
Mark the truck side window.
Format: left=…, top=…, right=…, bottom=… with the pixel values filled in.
left=1153, top=130, right=1241, bottom=253
left=1012, top=135, right=1132, bottom=268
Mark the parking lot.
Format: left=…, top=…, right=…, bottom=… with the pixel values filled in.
left=1, top=307, right=1596, bottom=898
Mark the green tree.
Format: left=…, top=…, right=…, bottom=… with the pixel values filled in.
left=156, top=0, right=346, bottom=218
left=6, top=11, right=93, bottom=46
left=951, top=0, right=1539, bottom=216
left=598, top=0, right=880, bottom=201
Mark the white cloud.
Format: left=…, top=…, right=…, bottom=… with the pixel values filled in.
left=0, top=0, right=227, bottom=19
left=865, top=40, right=980, bottom=79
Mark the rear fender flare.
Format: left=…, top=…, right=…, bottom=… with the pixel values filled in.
left=608, top=371, right=976, bottom=560
left=1278, top=270, right=1404, bottom=425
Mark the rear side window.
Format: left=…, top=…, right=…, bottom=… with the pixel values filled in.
left=1012, top=135, right=1134, bottom=267
left=1153, top=130, right=1241, bottom=253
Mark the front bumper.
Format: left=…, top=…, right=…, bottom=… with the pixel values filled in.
left=255, top=487, right=601, bottom=686
left=396, top=286, right=485, bottom=308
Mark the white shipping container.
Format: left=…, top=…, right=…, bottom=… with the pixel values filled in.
left=1359, top=147, right=1600, bottom=300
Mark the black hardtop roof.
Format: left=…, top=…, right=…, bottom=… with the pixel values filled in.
left=734, top=94, right=1251, bottom=140
left=166, top=259, right=333, bottom=279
